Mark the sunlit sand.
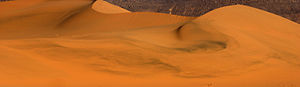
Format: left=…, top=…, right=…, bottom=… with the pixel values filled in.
left=0, top=0, right=300, bottom=87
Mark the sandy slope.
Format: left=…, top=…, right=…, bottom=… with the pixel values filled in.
left=92, top=0, right=130, bottom=14
left=0, top=0, right=300, bottom=87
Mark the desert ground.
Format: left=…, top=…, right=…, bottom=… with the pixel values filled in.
left=0, top=0, right=300, bottom=87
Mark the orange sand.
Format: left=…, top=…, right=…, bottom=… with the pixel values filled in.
left=92, top=0, right=130, bottom=14
left=0, top=0, right=300, bottom=87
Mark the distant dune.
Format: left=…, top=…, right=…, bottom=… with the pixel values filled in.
left=0, top=0, right=300, bottom=87
left=105, top=0, right=300, bottom=23
left=92, top=0, right=130, bottom=14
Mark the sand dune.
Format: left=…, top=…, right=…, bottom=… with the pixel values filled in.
left=92, top=0, right=130, bottom=14
left=0, top=0, right=300, bottom=87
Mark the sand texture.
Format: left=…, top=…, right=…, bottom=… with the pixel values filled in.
left=0, top=0, right=300, bottom=87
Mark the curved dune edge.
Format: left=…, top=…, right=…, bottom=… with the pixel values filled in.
left=91, top=0, right=130, bottom=14
left=0, top=1, right=300, bottom=86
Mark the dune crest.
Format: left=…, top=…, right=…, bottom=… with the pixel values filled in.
left=92, top=0, right=130, bottom=14
left=195, top=5, right=300, bottom=65
left=0, top=1, right=300, bottom=86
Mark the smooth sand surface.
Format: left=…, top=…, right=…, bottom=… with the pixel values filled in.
left=92, top=0, right=130, bottom=14
left=0, top=0, right=300, bottom=87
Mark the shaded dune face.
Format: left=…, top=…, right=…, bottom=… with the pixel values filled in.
left=0, top=0, right=300, bottom=86
left=0, top=0, right=94, bottom=39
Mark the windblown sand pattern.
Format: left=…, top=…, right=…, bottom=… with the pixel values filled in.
left=0, top=0, right=300, bottom=87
